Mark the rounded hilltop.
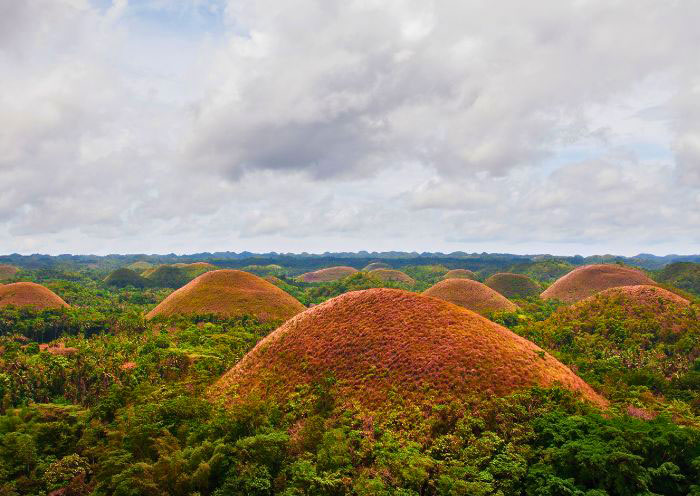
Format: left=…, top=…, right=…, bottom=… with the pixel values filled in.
left=541, top=264, right=655, bottom=303
left=0, top=282, right=69, bottom=310
left=369, top=269, right=415, bottom=285
left=146, top=269, right=305, bottom=321
left=209, top=288, right=606, bottom=409
left=443, top=269, right=477, bottom=280
left=297, top=266, right=358, bottom=282
left=485, top=273, right=541, bottom=299
left=104, top=268, right=147, bottom=288
left=423, top=278, right=517, bottom=315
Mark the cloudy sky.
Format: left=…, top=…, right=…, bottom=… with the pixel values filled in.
left=1, top=0, right=699, bottom=256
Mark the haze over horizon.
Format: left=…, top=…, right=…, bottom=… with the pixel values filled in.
left=2, top=0, right=699, bottom=256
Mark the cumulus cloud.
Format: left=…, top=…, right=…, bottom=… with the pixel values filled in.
left=2, top=0, right=700, bottom=255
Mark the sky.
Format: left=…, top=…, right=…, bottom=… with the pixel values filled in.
left=1, top=0, right=699, bottom=257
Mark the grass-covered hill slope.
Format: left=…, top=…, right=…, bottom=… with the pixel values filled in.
left=146, top=269, right=305, bottom=321
left=516, top=285, right=700, bottom=404
left=656, top=261, right=700, bottom=296
left=0, top=282, right=69, bottom=310
left=0, top=264, right=19, bottom=281
left=125, top=260, right=152, bottom=273
left=541, top=264, right=655, bottom=302
left=423, top=278, right=517, bottom=315
left=443, top=268, right=477, bottom=280
left=209, top=288, right=606, bottom=408
left=485, top=273, right=541, bottom=299
left=368, top=268, right=415, bottom=285
left=104, top=268, right=148, bottom=288
left=297, top=266, right=358, bottom=282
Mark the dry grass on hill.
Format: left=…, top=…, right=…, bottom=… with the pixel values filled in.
left=541, top=264, right=655, bottom=303
left=209, top=288, right=606, bottom=409
left=485, top=273, right=541, bottom=299
left=297, top=266, right=358, bottom=282
left=0, top=265, right=19, bottom=281
left=443, top=269, right=477, bottom=280
left=423, top=278, right=517, bottom=315
left=369, top=269, right=415, bottom=285
left=0, top=282, right=69, bottom=310
left=146, top=269, right=305, bottom=321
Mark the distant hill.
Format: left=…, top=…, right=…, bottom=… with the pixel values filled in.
left=298, top=266, right=358, bottom=282
left=655, top=262, right=700, bottom=296
left=541, top=264, right=655, bottom=303
left=368, top=269, right=415, bottom=285
left=423, top=279, right=517, bottom=315
left=147, top=269, right=304, bottom=321
left=485, top=273, right=541, bottom=299
left=104, top=268, right=148, bottom=288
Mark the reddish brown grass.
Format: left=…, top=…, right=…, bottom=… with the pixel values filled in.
left=443, top=269, right=477, bottom=280
left=209, top=288, right=606, bottom=409
left=541, top=264, right=655, bottom=303
left=0, top=264, right=19, bottom=281
left=39, top=343, right=78, bottom=356
left=146, top=270, right=305, bottom=321
left=423, top=279, right=517, bottom=315
left=595, top=284, right=689, bottom=306
left=369, top=269, right=415, bottom=285
left=485, top=273, right=541, bottom=299
left=0, top=282, right=69, bottom=310
left=297, top=266, right=359, bottom=282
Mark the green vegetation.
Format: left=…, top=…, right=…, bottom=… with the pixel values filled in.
left=507, top=260, right=575, bottom=284
left=1, top=260, right=700, bottom=494
left=656, top=262, right=700, bottom=296
left=104, top=268, right=148, bottom=289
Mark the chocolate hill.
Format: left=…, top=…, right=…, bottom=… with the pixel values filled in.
left=297, top=266, right=358, bottom=282
left=0, top=282, right=69, bottom=310
left=146, top=270, right=305, bottom=321
left=104, top=268, right=148, bottom=288
left=541, top=264, right=655, bottom=303
left=443, top=269, right=477, bottom=280
left=423, top=279, right=517, bottom=315
left=534, top=285, right=695, bottom=374
left=485, top=273, right=541, bottom=299
left=209, top=289, right=606, bottom=408
left=0, top=264, right=19, bottom=281
left=369, top=269, right=415, bottom=285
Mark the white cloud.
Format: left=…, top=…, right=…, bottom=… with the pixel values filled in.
left=2, top=0, right=700, bottom=255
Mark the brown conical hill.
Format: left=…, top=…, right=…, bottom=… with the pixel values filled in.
left=485, top=273, right=541, bottom=299
left=443, top=269, right=477, bottom=280
left=369, top=269, right=415, bottom=285
left=423, top=278, right=517, bottom=315
left=0, top=265, right=19, bottom=281
left=0, top=282, right=69, bottom=310
left=146, top=270, right=305, bottom=321
left=298, top=266, right=358, bottom=282
left=209, top=289, right=606, bottom=409
left=541, top=264, right=655, bottom=303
